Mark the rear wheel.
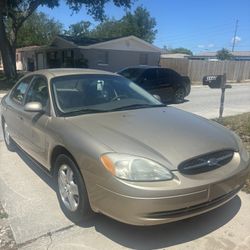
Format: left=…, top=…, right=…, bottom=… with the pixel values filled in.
left=174, top=88, right=186, bottom=104
left=2, top=121, right=15, bottom=151
left=55, top=154, right=92, bottom=223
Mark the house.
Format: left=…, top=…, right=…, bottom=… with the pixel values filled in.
left=190, top=51, right=250, bottom=61
left=0, top=35, right=161, bottom=72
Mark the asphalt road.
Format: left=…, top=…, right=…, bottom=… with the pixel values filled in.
left=171, top=83, right=250, bottom=119
left=0, top=84, right=250, bottom=249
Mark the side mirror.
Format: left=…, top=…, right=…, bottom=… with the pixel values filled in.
left=153, top=94, right=161, bottom=102
left=24, top=102, right=43, bottom=112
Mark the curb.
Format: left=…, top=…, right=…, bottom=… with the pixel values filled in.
left=191, top=83, right=250, bottom=88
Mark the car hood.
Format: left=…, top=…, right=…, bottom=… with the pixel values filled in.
left=67, top=107, right=238, bottom=170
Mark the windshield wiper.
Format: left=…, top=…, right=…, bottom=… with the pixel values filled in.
left=111, top=104, right=166, bottom=111
left=61, top=108, right=107, bottom=117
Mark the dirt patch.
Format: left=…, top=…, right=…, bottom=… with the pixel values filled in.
left=0, top=203, right=17, bottom=250
left=0, top=72, right=25, bottom=91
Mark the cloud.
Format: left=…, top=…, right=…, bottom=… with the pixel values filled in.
left=231, top=36, right=241, bottom=44
left=198, top=44, right=215, bottom=49
left=208, top=43, right=215, bottom=48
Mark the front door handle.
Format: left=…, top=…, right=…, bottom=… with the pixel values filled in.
left=18, top=115, right=23, bottom=121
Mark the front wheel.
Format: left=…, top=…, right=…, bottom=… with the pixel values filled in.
left=2, top=121, right=15, bottom=151
left=55, top=154, right=92, bottom=223
left=174, top=88, right=186, bottom=104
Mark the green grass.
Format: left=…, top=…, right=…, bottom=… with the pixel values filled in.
left=0, top=211, right=8, bottom=219
left=215, top=113, right=250, bottom=193
left=0, top=203, right=8, bottom=219
left=0, top=71, right=25, bottom=91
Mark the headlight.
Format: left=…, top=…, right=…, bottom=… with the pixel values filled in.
left=100, top=153, right=173, bottom=181
left=233, top=132, right=249, bottom=162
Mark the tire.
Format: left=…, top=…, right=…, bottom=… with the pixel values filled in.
left=2, top=120, right=15, bottom=152
left=174, top=88, right=186, bottom=104
left=54, top=154, right=92, bottom=223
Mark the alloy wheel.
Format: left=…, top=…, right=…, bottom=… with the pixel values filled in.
left=58, top=164, right=80, bottom=212
left=175, top=88, right=185, bottom=103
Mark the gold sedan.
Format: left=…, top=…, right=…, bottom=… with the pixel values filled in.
left=1, top=69, right=250, bottom=225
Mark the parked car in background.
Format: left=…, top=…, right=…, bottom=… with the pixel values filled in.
left=1, top=69, right=249, bottom=226
left=118, top=66, right=191, bottom=103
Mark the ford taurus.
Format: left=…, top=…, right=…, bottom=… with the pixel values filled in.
left=1, top=68, right=249, bottom=225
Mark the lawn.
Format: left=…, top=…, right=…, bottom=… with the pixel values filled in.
left=0, top=71, right=24, bottom=91
left=215, top=113, right=250, bottom=193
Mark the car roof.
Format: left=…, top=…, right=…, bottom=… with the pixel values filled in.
left=123, top=66, right=160, bottom=70
left=24, top=68, right=118, bottom=78
left=118, top=66, right=164, bottom=72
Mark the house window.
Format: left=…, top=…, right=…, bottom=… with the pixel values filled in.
left=97, top=51, right=109, bottom=65
left=47, top=51, right=60, bottom=68
left=16, top=53, right=19, bottom=62
left=48, top=51, right=57, bottom=60
left=139, top=53, right=148, bottom=65
left=62, top=50, right=74, bottom=67
left=62, top=50, right=74, bottom=62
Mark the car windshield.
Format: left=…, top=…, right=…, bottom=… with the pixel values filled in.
left=51, top=74, right=164, bottom=116
left=118, top=68, right=145, bottom=82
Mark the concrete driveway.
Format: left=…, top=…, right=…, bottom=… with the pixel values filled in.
left=0, top=84, right=250, bottom=249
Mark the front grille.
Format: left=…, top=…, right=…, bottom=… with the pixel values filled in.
left=178, top=150, right=234, bottom=175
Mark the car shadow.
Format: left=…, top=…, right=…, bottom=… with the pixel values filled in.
left=16, top=147, right=241, bottom=249
left=85, top=197, right=241, bottom=249
left=15, top=146, right=56, bottom=190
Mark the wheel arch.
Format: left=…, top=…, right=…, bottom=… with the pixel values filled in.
left=50, top=145, right=79, bottom=177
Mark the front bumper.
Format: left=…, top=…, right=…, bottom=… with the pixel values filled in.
left=87, top=153, right=250, bottom=226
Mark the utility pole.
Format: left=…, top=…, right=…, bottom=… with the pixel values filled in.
left=232, top=19, right=239, bottom=52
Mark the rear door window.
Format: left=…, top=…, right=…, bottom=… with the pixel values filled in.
left=158, top=69, right=181, bottom=86
left=144, top=69, right=157, bottom=81
left=141, top=69, right=159, bottom=89
left=119, top=68, right=145, bottom=83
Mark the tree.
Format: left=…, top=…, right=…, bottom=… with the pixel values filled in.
left=0, top=0, right=132, bottom=79
left=166, top=47, right=193, bottom=56
left=90, top=18, right=124, bottom=39
left=121, top=6, right=157, bottom=43
left=90, top=6, right=157, bottom=43
left=16, top=12, right=63, bottom=47
left=64, top=21, right=91, bottom=39
left=216, top=48, right=233, bottom=60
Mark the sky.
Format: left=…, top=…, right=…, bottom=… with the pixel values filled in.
left=38, top=0, right=250, bottom=54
